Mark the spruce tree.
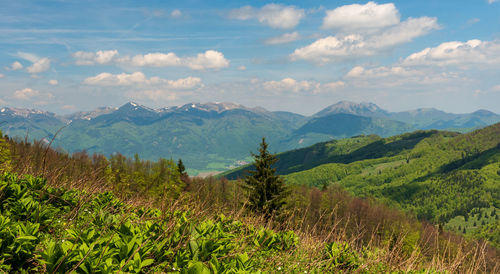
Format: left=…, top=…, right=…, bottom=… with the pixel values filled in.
left=243, top=137, right=288, bottom=219
left=177, top=159, right=186, bottom=175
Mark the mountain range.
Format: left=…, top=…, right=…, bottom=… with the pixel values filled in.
left=1, top=101, right=499, bottom=174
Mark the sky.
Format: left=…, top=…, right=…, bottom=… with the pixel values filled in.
left=1, top=0, right=499, bottom=116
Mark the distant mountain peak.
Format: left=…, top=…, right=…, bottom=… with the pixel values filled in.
left=179, top=102, right=248, bottom=113
left=472, top=109, right=496, bottom=116
left=118, top=102, right=156, bottom=113
left=314, top=101, right=388, bottom=118
left=0, top=107, right=55, bottom=118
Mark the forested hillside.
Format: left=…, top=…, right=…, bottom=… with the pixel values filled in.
left=223, top=123, right=500, bottom=247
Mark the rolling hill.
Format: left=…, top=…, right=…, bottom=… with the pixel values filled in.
left=222, top=122, right=500, bottom=246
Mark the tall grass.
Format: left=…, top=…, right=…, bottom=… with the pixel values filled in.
left=3, top=134, right=499, bottom=272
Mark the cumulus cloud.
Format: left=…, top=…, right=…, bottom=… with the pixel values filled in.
left=265, top=32, right=301, bottom=45
left=263, top=78, right=319, bottom=93
left=488, top=0, right=499, bottom=3
left=73, top=50, right=119, bottom=65
left=16, top=52, right=51, bottom=73
left=344, top=65, right=457, bottom=87
left=184, top=50, right=230, bottom=70
left=260, top=78, right=344, bottom=94
left=14, top=88, right=40, bottom=100
left=238, top=65, right=247, bottom=71
left=322, top=2, right=400, bottom=31
left=229, top=4, right=305, bottom=29
left=48, top=79, right=58, bottom=85
left=291, top=17, right=439, bottom=63
left=84, top=72, right=202, bottom=89
left=0, top=74, right=4, bottom=78
left=129, top=53, right=181, bottom=67
left=74, top=50, right=229, bottom=70
left=346, top=66, right=422, bottom=78
left=170, top=9, right=182, bottom=18
left=403, top=39, right=500, bottom=67
left=84, top=72, right=147, bottom=86
left=26, top=58, right=51, bottom=73
left=6, top=61, right=23, bottom=71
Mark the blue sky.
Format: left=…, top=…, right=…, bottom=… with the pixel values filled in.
left=1, top=0, right=499, bottom=115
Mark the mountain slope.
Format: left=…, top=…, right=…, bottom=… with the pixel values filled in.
left=53, top=103, right=303, bottom=173
left=314, top=101, right=500, bottom=130
left=228, top=123, right=500, bottom=242
left=0, top=107, right=66, bottom=141
left=1, top=101, right=499, bottom=174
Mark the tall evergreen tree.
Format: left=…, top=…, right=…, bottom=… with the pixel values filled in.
left=243, top=137, right=288, bottom=219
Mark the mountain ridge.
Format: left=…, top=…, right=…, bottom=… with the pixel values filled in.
left=1, top=101, right=500, bottom=173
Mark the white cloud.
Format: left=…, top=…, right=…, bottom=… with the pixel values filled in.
left=322, top=2, right=400, bottom=31
left=263, top=78, right=319, bottom=93
left=492, top=85, right=500, bottom=91
left=403, top=39, right=500, bottom=67
left=14, top=88, right=40, bottom=100
left=184, top=50, right=230, bottom=70
left=170, top=9, right=182, bottom=18
left=344, top=65, right=458, bottom=87
left=150, top=76, right=202, bottom=89
left=260, top=78, right=344, bottom=94
left=74, top=50, right=229, bottom=70
left=467, top=18, right=480, bottom=24
left=238, top=65, right=247, bottom=71
left=73, top=50, right=119, bottom=65
left=290, top=17, right=439, bottom=63
left=16, top=52, right=39, bottom=63
left=488, top=0, right=499, bottom=4
left=0, top=73, right=4, bottom=78
left=83, top=72, right=148, bottom=86
left=6, top=61, right=23, bottom=71
left=346, top=66, right=423, bottom=78
left=229, top=4, right=305, bottom=29
left=48, top=79, right=58, bottom=85
left=130, top=52, right=181, bottom=67
left=84, top=72, right=202, bottom=89
left=16, top=52, right=51, bottom=73
left=315, top=81, right=345, bottom=94
left=290, top=35, right=367, bottom=63
left=368, top=17, right=439, bottom=48
left=265, top=32, right=301, bottom=45
left=26, top=58, right=51, bottom=73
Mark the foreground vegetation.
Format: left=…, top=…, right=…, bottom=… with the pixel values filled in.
left=0, top=131, right=499, bottom=272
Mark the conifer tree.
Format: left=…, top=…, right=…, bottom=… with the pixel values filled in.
left=243, top=137, right=288, bottom=219
left=177, top=159, right=186, bottom=175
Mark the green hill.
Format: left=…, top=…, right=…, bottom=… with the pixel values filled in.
left=223, top=123, right=500, bottom=246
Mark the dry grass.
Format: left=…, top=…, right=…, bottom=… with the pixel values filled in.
left=4, top=135, right=499, bottom=273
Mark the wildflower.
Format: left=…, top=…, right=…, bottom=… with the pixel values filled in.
left=278, top=266, right=282, bottom=270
